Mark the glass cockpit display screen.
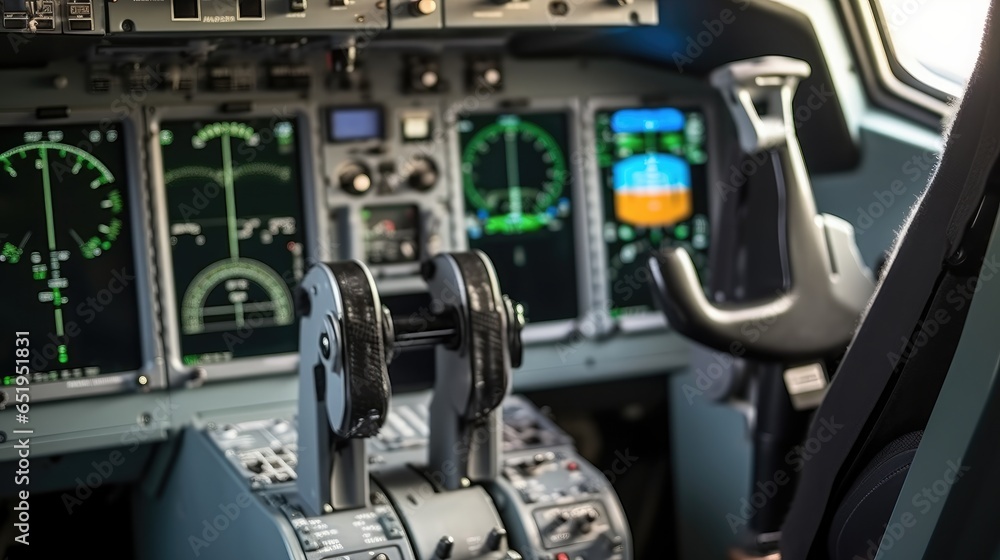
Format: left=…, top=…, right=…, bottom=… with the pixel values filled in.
left=160, top=118, right=306, bottom=365
left=596, top=107, right=710, bottom=317
left=0, top=123, right=143, bottom=384
left=459, top=112, right=578, bottom=323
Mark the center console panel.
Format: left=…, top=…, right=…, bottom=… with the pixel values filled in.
left=139, top=393, right=629, bottom=560
left=135, top=253, right=629, bottom=560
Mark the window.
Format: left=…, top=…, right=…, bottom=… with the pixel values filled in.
left=874, top=0, right=991, bottom=98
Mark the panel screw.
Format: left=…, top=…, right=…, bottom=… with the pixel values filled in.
left=548, top=0, right=569, bottom=15
left=321, top=333, right=331, bottom=359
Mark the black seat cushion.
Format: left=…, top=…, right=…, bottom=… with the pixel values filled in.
left=827, top=431, right=923, bottom=560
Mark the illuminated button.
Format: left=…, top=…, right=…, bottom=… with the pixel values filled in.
left=556, top=554, right=570, bottom=560
left=566, top=461, right=579, bottom=471
left=401, top=114, right=432, bottom=141
left=68, top=4, right=91, bottom=16
left=409, top=0, right=436, bottom=16
left=419, top=69, right=438, bottom=89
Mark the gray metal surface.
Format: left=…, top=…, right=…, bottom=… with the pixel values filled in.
left=377, top=467, right=512, bottom=560
left=2, top=0, right=656, bottom=35
left=442, top=0, right=657, bottom=28
left=133, top=427, right=310, bottom=560
left=105, top=0, right=387, bottom=34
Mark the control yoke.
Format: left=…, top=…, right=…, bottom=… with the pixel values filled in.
left=648, top=56, right=874, bottom=361
left=297, top=251, right=525, bottom=516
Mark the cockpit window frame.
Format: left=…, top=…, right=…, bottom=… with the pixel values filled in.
left=870, top=0, right=975, bottom=101
left=841, top=0, right=954, bottom=120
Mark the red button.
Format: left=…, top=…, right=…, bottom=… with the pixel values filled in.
left=556, top=554, right=570, bottom=560
left=566, top=461, right=579, bottom=471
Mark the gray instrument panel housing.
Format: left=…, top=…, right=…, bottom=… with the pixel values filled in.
left=442, top=0, right=656, bottom=28
left=0, top=109, right=165, bottom=402
left=101, top=0, right=655, bottom=33
left=146, top=103, right=326, bottom=388
left=0, top=50, right=714, bottom=461
left=106, top=0, right=389, bottom=34
left=0, top=0, right=655, bottom=34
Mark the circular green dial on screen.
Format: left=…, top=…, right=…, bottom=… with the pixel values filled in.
left=180, top=258, right=295, bottom=335
left=461, top=116, right=568, bottom=235
left=0, top=142, right=124, bottom=264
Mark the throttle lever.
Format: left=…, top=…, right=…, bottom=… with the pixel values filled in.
left=426, top=250, right=523, bottom=490
left=294, top=253, right=524, bottom=516
left=648, top=56, right=874, bottom=361
left=296, top=261, right=391, bottom=517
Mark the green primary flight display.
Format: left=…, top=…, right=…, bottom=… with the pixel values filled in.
left=0, top=122, right=142, bottom=384
left=160, top=118, right=306, bottom=365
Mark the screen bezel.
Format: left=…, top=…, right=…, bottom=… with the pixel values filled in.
left=583, top=96, right=723, bottom=334
left=325, top=104, right=385, bottom=144
left=0, top=109, right=164, bottom=402
left=447, top=98, right=590, bottom=344
left=149, top=104, right=325, bottom=388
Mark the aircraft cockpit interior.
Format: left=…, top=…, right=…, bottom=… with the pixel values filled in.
left=2, top=0, right=1000, bottom=559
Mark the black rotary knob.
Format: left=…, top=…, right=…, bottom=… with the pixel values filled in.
left=435, top=535, right=455, bottom=559
left=406, top=156, right=439, bottom=191
left=338, top=161, right=373, bottom=195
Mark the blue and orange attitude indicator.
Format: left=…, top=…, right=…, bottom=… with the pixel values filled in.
left=609, top=108, right=694, bottom=227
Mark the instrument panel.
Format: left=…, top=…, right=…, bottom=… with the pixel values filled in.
left=0, top=52, right=721, bottom=407
left=459, top=110, right=580, bottom=325
left=595, top=106, right=711, bottom=319
left=160, top=117, right=306, bottom=366
left=0, top=123, right=142, bottom=383
left=0, top=113, right=162, bottom=402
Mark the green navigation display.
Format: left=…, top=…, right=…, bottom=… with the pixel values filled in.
left=160, top=118, right=306, bottom=365
left=458, top=112, right=578, bottom=323
left=0, top=123, right=142, bottom=384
